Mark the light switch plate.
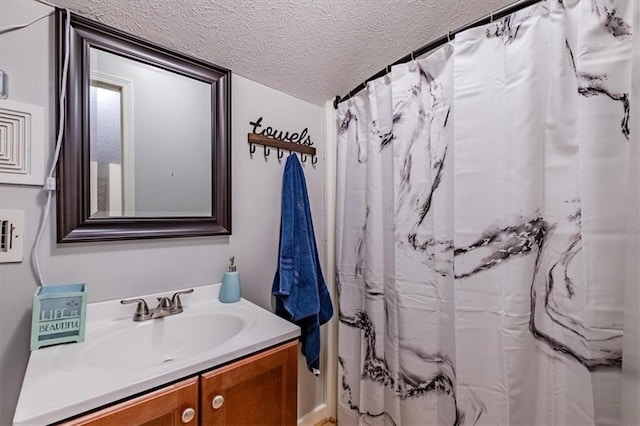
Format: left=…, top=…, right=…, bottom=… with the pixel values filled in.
left=0, top=210, right=24, bottom=263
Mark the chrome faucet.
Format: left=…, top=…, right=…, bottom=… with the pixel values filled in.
left=151, top=297, right=173, bottom=319
left=121, top=289, right=194, bottom=322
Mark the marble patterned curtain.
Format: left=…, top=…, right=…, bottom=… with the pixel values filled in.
left=336, top=1, right=636, bottom=425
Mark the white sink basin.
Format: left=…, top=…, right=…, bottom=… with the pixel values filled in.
left=77, top=312, right=246, bottom=370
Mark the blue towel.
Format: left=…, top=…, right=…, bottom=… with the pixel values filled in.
left=272, top=154, right=333, bottom=375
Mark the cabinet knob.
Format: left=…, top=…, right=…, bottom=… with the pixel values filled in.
left=181, top=407, right=196, bottom=423
left=212, top=395, right=224, bottom=409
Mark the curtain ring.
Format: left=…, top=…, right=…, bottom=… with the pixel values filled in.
left=249, top=143, right=256, bottom=155
left=384, top=64, right=392, bottom=84
left=277, top=147, right=284, bottom=160
left=311, top=155, right=318, bottom=166
left=264, top=145, right=270, bottom=158
left=408, top=51, right=418, bottom=72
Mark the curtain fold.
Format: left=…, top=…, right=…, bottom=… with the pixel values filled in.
left=621, top=0, right=640, bottom=423
left=337, top=1, right=636, bottom=425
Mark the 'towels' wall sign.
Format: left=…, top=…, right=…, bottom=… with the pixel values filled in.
left=249, top=117, right=314, bottom=147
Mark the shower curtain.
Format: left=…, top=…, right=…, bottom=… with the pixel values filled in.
left=336, top=1, right=637, bottom=425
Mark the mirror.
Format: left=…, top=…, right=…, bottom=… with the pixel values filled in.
left=56, top=11, right=231, bottom=242
left=89, top=48, right=212, bottom=218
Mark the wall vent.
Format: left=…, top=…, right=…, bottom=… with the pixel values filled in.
left=0, top=100, right=44, bottom=186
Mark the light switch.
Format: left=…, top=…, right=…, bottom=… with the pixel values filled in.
left=0, top=210, right=24, bottom=263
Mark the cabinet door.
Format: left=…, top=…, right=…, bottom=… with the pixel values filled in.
left=200, top=340, right=298, bottom=426
left=60, top=377, right=199, bottom=426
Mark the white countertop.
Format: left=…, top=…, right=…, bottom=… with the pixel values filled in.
left=13, top=284, right=300, bottom=426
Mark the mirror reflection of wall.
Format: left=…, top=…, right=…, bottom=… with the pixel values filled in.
left=90, top=83, right=124, bottom=217
left=89, top=47, right=213, bottom=218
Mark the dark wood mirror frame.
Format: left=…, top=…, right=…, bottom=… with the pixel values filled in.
left=56, top=10, right=231, bottom=242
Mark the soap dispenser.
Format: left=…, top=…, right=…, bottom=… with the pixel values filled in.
left=219, top=256, right=241, bottom=303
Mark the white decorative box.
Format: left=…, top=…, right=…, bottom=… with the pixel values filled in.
left=31, top=284, right=87, bottom=351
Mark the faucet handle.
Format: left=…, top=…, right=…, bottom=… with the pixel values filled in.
left=170, top=289, right=194, bottom=313
left=120, top=298, right=149, bottom=321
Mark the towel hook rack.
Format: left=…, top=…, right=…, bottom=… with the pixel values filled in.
left=247, top=133, right=317, bottom=166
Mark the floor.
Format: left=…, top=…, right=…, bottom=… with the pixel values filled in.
left=314, top=419, right=337, bottom=426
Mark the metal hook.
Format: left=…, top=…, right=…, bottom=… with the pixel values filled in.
left=311, top=155, right=318, bottom=166
left=263, top=145, right=270, bottom=158
left=490, top=11, right=494, bottom=23
left=249, top=143, right=256, bottom=155
left=277, top=148, right=284, bottom=160
left=447, top=31, right=451, bottom=43
left=410, top=51, right=415, bottom=61
left=301, top=153, right=307, bottom=163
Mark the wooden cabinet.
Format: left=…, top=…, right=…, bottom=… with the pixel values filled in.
left=57, top=341, right=298, bottom=426
left=61, top=377, right=199, bottom=426
left=200, top=340, right=298, bottom=426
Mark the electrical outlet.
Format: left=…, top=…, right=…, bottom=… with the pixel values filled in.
left=0, top=210, right=24, bottom=263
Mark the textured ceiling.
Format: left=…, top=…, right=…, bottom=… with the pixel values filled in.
left=50, top=0, right=515, bottom=105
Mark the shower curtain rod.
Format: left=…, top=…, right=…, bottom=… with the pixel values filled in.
left=333, top=0, right=541, bottom=109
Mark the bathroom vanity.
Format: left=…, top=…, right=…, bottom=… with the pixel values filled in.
left=60, top=341, right=297, bottom=425
left=13, top=285, right=300, bottom=426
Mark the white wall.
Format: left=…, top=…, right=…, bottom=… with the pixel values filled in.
left=0, top=2, right=326, bottom=424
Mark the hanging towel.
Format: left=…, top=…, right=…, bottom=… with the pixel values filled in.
left=272, top=154, right=333, bottom=375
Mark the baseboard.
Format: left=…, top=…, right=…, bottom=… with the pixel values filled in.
left=298, top=403, right=328, bottom=425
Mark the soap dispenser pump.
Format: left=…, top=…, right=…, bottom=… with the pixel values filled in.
left=219, top=256, right=241, bottom=303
